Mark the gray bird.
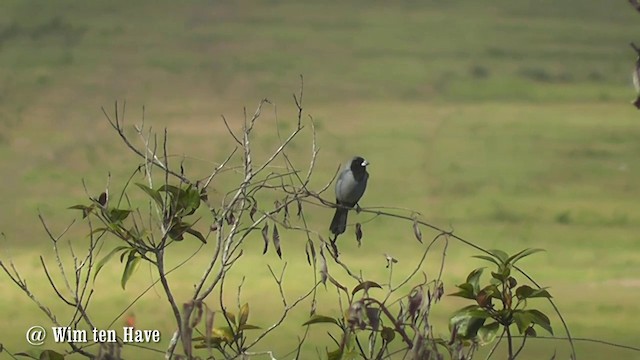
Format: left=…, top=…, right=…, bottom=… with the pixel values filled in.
left=330, top=156, right=369, bottom=236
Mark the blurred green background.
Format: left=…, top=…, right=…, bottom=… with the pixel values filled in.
left=1, top=0, right=640, bottom=359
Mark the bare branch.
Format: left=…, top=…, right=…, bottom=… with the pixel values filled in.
left=102, top=102, right=192, bottom=184
left=221, top=114, right=242, bottom=145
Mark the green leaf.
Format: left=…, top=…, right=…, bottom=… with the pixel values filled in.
left=515, top=285, right=535, bottom=299
left=466, top=267, right=484, bottom=293
left=107, top=208, right=132, bottom=223
left=159, top=184, right=201, bottom=216
left=39, top=350, right=65, bottom=360
left=237, top=324, right=261, bottom=331
left=185, top=227, right=207, bottom=244
left=477, top=321, right=499, bottom=345
left=302, top=314, right=339, bottom=327
left=119, top=249, right=128, bottom=262
left=168, top=221, right=190, bottom=241
left=238, top=303, right=249, bottom=326
left=506, top=248, right=544, bottom=265
left=453, top=305, right=492, bottom=319
left=491, top=267, right=510, bottom=282
left=68, top=204, right=91, bottom=210
left=532, top=288, right=552, bottom=299
left=501, top=265, right=511, bottom=278
left=515, top=285, right=552, bottom=300
left=381, top=326, right=395, bottom=343
left=135, top=183, right=164, bottom=207
left=449, top=305, right=489, bottom=339
left=212, top=327, right=234, bottom=342
left=512, top=310, right=534, bottom=334
left=472, top=255, right=500, bottom=266
left=121, top=251, right=140, bottom=289
left=352, top=280, right=382, bottom=295
left=68, top=204, right=94, bottom=219
left=489, top=249, right=509, bottom=264
left=193, top=337, right=222, bottom=349
left=327, top=348, right=343, bottom=360
left=527, top=309, right=553, bottom=335
left=182, top=186, right=201, bottom=215
left=481, top=284, right=501, bottom=299
left=449, top=282, right=476, bottom=299
left=159, top=185, right=183, bottom=216
left=93, top=246, right=129, bottom=282
left=158, top=184, right=183, bottom=198
left=223, top=312, right=236, bottom=325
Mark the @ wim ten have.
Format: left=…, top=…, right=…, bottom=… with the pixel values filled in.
left=51, top=326, right=161, bottom=343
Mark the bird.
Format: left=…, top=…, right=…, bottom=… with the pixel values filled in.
left=329, top=156, right=369, bottom=236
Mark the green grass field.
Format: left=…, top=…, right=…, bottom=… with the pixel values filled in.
left=1, top=0, right=640, bottom=359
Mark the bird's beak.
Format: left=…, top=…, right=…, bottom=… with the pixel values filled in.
left=362, top=160, right=369, bottom=167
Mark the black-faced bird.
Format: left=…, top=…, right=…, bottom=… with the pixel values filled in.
left=329, top=156, right=369, bottom=236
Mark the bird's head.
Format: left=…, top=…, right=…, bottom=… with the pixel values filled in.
left=350, top=156, right=369, bottom=178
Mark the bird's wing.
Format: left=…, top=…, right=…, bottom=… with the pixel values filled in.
left=336, top=169, right=367, bottom=206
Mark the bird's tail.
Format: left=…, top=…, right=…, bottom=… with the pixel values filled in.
left=330, top=208, right=349, bottom=235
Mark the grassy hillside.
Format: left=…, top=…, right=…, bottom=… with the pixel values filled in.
left=1, top=1, right=640, bottom=359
